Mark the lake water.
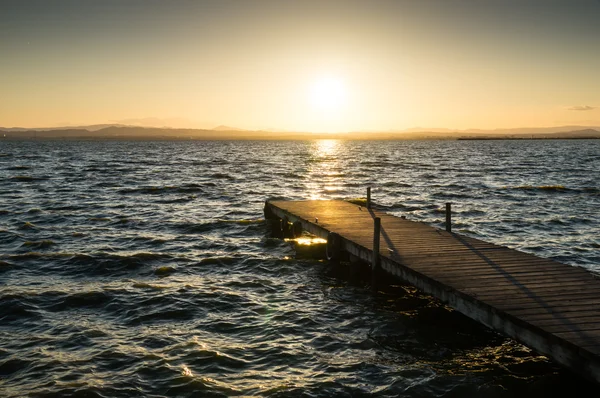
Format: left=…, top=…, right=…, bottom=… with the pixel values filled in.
left=1, top=139, right=599, bottom=397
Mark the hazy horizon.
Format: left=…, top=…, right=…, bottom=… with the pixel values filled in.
left=3, top=122, right=600, bottom=142
left=2, top=122, right=600, bottom=136
left=2, top=0, right=600, bottom=132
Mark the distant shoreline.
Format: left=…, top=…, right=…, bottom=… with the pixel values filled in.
left=2, top=125, right=600, bottom=141
left=456, top=136, right=600, bottom=141
left=3, top=136, right=600, bottom=141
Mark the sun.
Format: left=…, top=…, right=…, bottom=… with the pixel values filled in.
left=309, top=77, right=347, bottom=111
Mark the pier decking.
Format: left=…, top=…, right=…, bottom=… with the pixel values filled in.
left=265, top=199, right=600, bottom=383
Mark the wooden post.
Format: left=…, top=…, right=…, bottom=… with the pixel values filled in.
left=367, top=187, right=371, bottom=209
left=446, top=202, right=452, bottom=232
left=372, top=217, right=381, bottom=288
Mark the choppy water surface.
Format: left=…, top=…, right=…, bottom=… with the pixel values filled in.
left=1, top=139, right=599, bottom=397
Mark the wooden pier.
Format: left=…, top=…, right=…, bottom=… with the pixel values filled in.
left=264, top=198, right=600, bottom=383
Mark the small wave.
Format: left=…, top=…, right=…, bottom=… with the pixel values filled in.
left=15, top=175, right=51, bottom=182
left=172, top=183, right=207, bottom=193
left=314, top=172, right=348, bottom=179
left=430, top=183, right=467, bottom=189
left=0, top=357, right=32, bottom=378
left=381, top=182, right=413, bottom=188
left=132, top=235, right=168, bottom=245
left=5, top=251, right=175, bottom=276
left=7, top=165, right=30, bottom=170
left=0, top=297, right=41, bottom=323
left=461, top=209, right=486, bottom=216
left=120, top=186, right=172, bottom=194
left=548, top=218, right=567, bottom=226
left=0, top=229, right=22, bottom=244
left=224, top=279, right=278, bottom=294
left=46, top=204, right=84, bottom=211
left=21, top=240, right=55, bottom=249
left=279, top=172, right=305, bottom=179
left=175, top=219, right=262, bottom=234
left=89, top=217, right=111, bottom=222
left=120, top=184, right=206, bottom=195
left=128, top=252, right=174, bottom=261
left=10, top=175, right=38, bottom=182
left=132, top=282, right=168, bottom=289
left=209, top=173, right=235, bottom=180
left=108, top=216, right=147, bottom=227
left=506, top=185, right=569, bottom=192
left=175, top=222, right=218, bottom=234
left=390, top=203, right=424, bottom=212
left=127, top=307, right=196, bottom=324
left=221, top=219, right=263, bottom=225
left=46, top=291, right=112, bottom=312
left=581, top=187, right=600, bottom=195
left=431, top=191, right=478, bottom=200
left=94, top=181, right=121, bottom=188
left=81, top=253, right=160, bottom=275
left=18, top=222, right=39, bottom=230
left=195, top=256, right=239, bottom=266
left=154, top=266, right=177, bottom=276
left=4, top=251, right=45, bottom=261
left=360, top=160, right=389, bottom=167
left=156, top=196, right=197, bottom=204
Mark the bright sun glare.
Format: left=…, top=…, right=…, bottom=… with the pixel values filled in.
left=309, top=77, right=347, bottom=111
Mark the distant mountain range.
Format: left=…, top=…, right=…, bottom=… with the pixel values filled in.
left=0, top=124, right=129, bottom=132
left=212, top=125, right=249, bottom=132
left=1, top=124, right=600, bottom=140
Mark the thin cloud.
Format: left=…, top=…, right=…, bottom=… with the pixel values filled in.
left=568, top=105, right=596, bottom=111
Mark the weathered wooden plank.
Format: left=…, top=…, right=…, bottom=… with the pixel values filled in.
left=530, top=312, right=600, bottom=324
left=538, top=322, right=600, bottom=334
left=491, top=293, right=600, bottom=309
left=391, top=253, right=561, bottom=267
left=442, top=274, right=593, bottom=290
left=411, top=267, right=577, bottom=280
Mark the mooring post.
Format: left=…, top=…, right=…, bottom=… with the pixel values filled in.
left=446, top=202, right=452, bottom=232
left=372, top=217, right=381, bottom=288
left=367, top=187, right=371, bottom=209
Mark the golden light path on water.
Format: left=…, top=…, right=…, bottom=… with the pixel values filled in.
left=307, top=139, right=344, bottom=200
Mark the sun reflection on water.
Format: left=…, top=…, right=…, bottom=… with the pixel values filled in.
left=315, top=139, right=339, bottom=157
left=285, top=237, right=327, bottom=246
left=181, top=365, right=193, bottom=377
left=307, top=139, right=344, bottom=200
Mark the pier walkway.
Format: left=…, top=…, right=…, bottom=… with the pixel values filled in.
left=265, top=199, right=600, bottom=383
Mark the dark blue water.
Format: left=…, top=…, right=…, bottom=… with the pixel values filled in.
left=1, top=139, right=599, bottom=397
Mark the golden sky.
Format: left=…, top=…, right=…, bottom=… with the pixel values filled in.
left=1, top=0, right=600, bottom=132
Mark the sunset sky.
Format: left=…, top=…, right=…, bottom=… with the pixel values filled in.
left=2, top=0, right=600, bottom=132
